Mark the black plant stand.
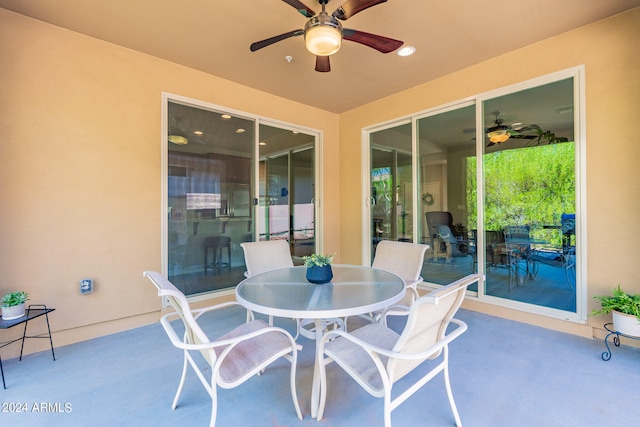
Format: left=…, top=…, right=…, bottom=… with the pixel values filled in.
left=0, top=305, right=55, bottom=388
left=601, top=322, right=640, bottom=361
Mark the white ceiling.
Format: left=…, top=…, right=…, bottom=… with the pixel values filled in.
left=1, top=0, right=638, bottom=113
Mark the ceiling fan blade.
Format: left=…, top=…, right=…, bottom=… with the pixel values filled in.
left=250, top=30, right=303, bottom=52
left=333, top=0, right=387, bottom=20
left=281, top=0, right=316, bottom=18
left=315, top=55, right=331, bottom=72
left=343, top=29, right=403, bottom=53
left=514, top=124, right=542, bottom=133
left=509, top=134, right=537, bottom=140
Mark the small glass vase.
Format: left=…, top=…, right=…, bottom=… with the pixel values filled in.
left=306, top=265, right=333, bottom=284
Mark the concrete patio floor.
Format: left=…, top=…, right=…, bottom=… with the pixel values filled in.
left=1, top=306, right=639, bottom=426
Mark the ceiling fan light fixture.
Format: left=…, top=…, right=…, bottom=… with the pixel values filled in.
left=304, top=13, right=342, bottom=56
left=488, top=129, right=510, bottom=144
left=168, top=134, right=188, bottom=145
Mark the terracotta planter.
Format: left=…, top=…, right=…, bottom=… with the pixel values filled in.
left=612, top=310, right=640, bottom=337
left=2, top=302, right=26, bottom=321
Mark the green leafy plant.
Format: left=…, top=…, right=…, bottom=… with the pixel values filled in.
left=1, top=291, right=29, bottom=307
left=302, top=253, right=334, bottom=268
left=591, top=285, right=640, bottom=321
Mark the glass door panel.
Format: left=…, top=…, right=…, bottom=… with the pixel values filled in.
left=482, top=78, right=577, bottom=312
left=416, top=104, right=477, bottom=290
left=258, top=124, right=316, bottom=261
left=291, top=148, right=315, bottom=257
left=167, top=101, right=254, bottom=295
left=260, top=154, right=289, bottom=242
left=369, top=123, right=413, bottom=261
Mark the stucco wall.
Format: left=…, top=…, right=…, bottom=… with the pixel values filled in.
left=0, top=8, right=340, bottom=356
left=339, top=8, right=640, bottom=336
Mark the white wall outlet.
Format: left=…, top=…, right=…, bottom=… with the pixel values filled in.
left=80, top=278, right=94, bottom=294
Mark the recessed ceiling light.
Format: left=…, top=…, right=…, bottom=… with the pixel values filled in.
left=236, top=128, right=246, bottom=133
left=193, top=130, right=203, bottom=135
left=259, top=142, right=266, bottom=146
left=554, top=105, right=574, bottom=115
left=397, top=46, right=416, bottom=57
left=221, top=114, right=231, bottom=120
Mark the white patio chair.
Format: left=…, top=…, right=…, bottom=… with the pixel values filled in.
left=365, top=240, right=429, bottom=322
left=317, top=273, right=479, bottom=427
left=240, top=240, right=344, bottom=339
left=240, top=240, right=294, bottom=278
left=143, top=271, right=302, bottom=427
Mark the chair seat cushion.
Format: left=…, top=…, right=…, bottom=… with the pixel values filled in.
left=324, top=322, right=400, bottom=391
left=214, top=319, right=292, bottom=384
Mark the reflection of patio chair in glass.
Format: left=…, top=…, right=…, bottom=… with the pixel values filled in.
left=527, top=247, right=576, bottom=290
left=503, top=225, right=535, bottom=290
left=425, top=211, right=453, bottom=261
left=484, top=230, right=505, bottom=267
left=561, top=213, right=575, bottom=248
left=434, top=224, right=474, bottom=269
left=527, top=215, right=576, bottom=290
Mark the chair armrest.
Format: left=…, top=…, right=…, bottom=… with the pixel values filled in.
left=159, top=312, right=299, bottom=353
left=320, top=318, right=467, bottom=362
left=405, top=277, right=423, bottom=289
left=379, top=287, right=419, bottom=321
left=190, top=301, right=254, bottom=322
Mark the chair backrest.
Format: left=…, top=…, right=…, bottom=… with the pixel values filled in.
left=388, top=274, right=479, bottom=382
left=503, top=225, right=530, bottom=241
left=372, top=240, right=429, bottom=287
left=485, top=230, right=505, bottom=244
left=434, top=224, right=457, bottom=244
left=240, top=240, right=293, bottom=277
left=504, top=225, right=532, bottom=255
left=143, top=271, right=215, bottom=364
left=425, top=211, right=453, bottom=250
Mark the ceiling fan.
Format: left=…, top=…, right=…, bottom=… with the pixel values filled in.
left=250, top=0, right=404, bottom=72
left=486, top=111, right=543, bottom=147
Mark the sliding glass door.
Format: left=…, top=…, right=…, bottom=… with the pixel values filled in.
left=364, top=68, right=583, bottom=319
left=165, top=98, right=318, bottom=296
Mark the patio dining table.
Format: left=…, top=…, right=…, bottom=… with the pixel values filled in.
left=235, top=264, right=405, bottom=418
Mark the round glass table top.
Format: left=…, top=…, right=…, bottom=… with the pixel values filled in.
left=236, top=264, right=405, bottom=319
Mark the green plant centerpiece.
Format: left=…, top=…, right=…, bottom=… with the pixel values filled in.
left=1, top=291, right=29, bottom=320
left=591, top=285, right=640, bottom=336
left=303, top=253, right=335, bottom=284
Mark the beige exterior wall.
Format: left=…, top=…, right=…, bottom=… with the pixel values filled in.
left=339, top=8, right=640, bottom=338
left=0, top=9, right=340, bottom=357
left=1, top=7, right=639, bottom=356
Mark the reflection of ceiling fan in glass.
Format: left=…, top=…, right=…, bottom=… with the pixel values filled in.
left=486, top=111, right=543, bottom=146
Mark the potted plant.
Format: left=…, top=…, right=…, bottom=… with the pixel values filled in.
left=302, top=253, right=335, bottom=284
left=591, top=284, right=640, bottom=336
left=1, top=291, right=29, bottom=320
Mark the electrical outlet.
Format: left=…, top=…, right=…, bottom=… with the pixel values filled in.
left=80, top=278, right=93, bottom=294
